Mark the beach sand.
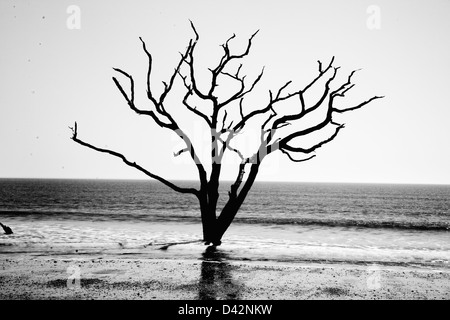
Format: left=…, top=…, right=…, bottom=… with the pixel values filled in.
left=1, top=254, right=449, bottom=300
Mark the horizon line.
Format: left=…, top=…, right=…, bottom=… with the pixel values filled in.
left=0, top=176, right=449, bottom=186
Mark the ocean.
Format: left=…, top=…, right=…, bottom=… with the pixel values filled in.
left=0, top=178, right=449, bottom=269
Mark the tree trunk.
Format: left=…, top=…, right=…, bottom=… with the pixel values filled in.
left=199, top=192, right=217, bottom=244
left=209, top=164, right=260, bottom=245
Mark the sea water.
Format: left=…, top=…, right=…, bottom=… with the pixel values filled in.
left=0, top=179, right=448, bottom=268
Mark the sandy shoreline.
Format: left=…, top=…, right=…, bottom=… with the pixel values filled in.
left=1, top=254, right=449, bottom=300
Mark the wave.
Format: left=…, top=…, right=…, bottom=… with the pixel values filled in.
left=234, top=217, right=450, bottom=231
left=1, top=209, right=448, bottom=232
left=227, top=256, right=448, bottom=269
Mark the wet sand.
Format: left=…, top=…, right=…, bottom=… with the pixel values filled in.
left=1, top=254, right=449, bottom=300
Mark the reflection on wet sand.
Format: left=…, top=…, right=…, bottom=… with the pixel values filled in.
left=198, top=246, right=242, bottom=300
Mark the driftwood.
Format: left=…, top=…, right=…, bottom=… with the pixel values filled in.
left=71, top=22, right=383, bottom=245
left=0, top=222, right=13, bottom=235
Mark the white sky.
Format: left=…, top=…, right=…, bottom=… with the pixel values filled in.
left=0, top=0, right=449, bottom=184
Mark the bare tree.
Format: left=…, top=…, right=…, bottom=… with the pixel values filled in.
left=70, top=22, right=383, bottom=246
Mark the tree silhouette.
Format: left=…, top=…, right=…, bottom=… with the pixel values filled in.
left=70, top=22, right=383, bottom=246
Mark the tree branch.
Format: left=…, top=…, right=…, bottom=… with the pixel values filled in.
left=189, top=19, right=199, bottom=41
left=174, top=147, right=189, bottom=157
left=221, top=110, right=229, bottom=132
left=332, top=96, right=384, bottom=113
left=218, top=66, right=265, bottom=109
left=217, top=134, right=245, bottom=162
left=188, top=28, right=260, bottom=111
left=280, top=148, right=316, bottom=163
left=184, top=25, right=212, bottom=102
left=265, top=63, right=384, bottom=159
left=112, top=35, right=209, bottom=188
left=111, top=71, right=174, bottom=129
left=180, top=84, right=213, bottom=126
left=228, top=161, right=247, bottom=199
left=271, top=65, right=339, bottom=131
left=304, top=56, right=335, bottom=92
left=262, top=105, right=277, bottom=130
left=139, top=37, right=160, bottom=110
left=280, top=123, right=345, bottom=153
left=70, top=122, right=198, bottom=196
left=330, top=68, right=360, bottom=98
left=232, top=93, right=273, bottom=132
left=160, top=43, right=192, bottom=106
